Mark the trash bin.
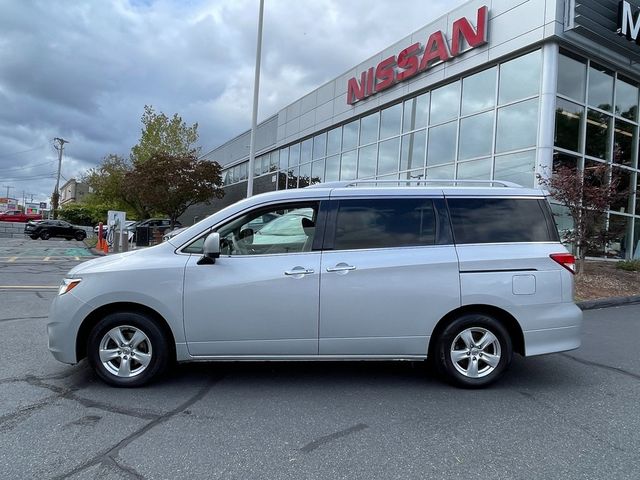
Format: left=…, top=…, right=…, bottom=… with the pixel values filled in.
left=135, top=226, right=150, bottom=247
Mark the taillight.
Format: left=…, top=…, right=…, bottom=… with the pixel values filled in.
left=550, top=253, right=576, bottom=274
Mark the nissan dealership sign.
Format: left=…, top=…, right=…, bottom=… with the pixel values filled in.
left=346, top=6, right=488, bottom=105
left=618, top=1, right=640, bottom=43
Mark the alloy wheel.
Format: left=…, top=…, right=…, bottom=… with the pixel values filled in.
left=98, top=325, right=152, bottom=378
left=449, top=327, right=501, bottom=379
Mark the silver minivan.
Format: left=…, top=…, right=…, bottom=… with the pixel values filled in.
left=47, top=181, right=582, bottom=388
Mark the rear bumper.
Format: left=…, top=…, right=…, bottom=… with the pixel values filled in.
left=524, top=325, right=581, bottom=356
left=522, top=303, right=582, bottom=356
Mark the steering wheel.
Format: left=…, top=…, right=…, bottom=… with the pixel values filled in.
left=229, top=231, right=257, bottom=255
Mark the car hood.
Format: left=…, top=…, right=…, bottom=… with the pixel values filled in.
left=66, top=242, right=173, bottom=277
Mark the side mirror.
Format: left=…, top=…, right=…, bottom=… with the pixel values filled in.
left=198, top=232, right=220, bottom=265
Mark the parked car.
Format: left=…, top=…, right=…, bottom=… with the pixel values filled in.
left=131, top=218, right=182, bottom=243
left=47, top=180, right=581, bottom=388
left=162, top=227, right=188, bottom=242
left=0, top=210, right=42, bottom=222
left=25, top=219, right=87, bottom=241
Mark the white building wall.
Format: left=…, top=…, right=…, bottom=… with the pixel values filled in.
left=276, top=0, right=562, bottom=149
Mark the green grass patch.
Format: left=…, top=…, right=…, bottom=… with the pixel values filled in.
left=616, top=260, right=640, bottom=272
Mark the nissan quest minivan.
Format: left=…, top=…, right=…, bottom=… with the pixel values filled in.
left=47, top=180, right=582, bottom=388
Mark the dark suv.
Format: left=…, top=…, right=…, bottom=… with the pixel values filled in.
left=25, top=220, right=87, bottom=241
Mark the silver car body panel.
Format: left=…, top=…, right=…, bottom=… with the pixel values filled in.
left=47, top=185, right=581, bottom=365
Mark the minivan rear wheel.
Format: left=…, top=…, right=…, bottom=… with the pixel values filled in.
left=434, top=313, right=512, bottom=388
left=87, top=311, right=169, bottom=387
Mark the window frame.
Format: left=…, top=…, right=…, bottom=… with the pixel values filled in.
left=322, top=197, right=452, bottom=252
left=179, top=200, right=329, bottom=256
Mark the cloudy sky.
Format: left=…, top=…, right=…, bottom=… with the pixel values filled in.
left=0, top=0, right=463, bottom=205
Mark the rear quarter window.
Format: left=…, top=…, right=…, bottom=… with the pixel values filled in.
left=447, top=198, right=558, bottom=244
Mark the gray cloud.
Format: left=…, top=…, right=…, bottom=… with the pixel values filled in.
left=0, top=0, right=460, bottom=203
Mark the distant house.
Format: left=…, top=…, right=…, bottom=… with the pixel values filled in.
left=60, top=179, right=90, bottom=205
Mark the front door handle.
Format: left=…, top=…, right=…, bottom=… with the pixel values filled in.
left=284, top=267, right=315, bottom=276
left=326, top=263, right=356, bottom=273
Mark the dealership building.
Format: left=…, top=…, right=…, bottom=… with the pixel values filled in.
left=194, top=0, right=640, bottom=259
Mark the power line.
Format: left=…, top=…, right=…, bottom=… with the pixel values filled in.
left=1, top=159, right=57, bottom=172
left=0, top=145, right=46, bottom=159
left=3, top=172, right=57, bottom=181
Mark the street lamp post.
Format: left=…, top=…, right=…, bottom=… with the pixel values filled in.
left=247, top=0, right=265, bottom=198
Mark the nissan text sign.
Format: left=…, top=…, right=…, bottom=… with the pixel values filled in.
left=346, top=6, right=488, bottom=105
left=618, top=1, right=640, bottom=43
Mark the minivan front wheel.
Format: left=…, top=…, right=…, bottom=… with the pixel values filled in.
left=434, top=314, right=512, bottom=388
left=87, top=312, right=169, bottom=387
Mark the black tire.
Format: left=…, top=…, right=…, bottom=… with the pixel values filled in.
left=30, top=235, right=38, bottom=240
left=66, top=237, right=72, bottom=241
left=87, top=311, right=170, bottom=387
left=434, top=313, right=512, bottom=388
left=75, top=231, right=86, bottom=241
left=40, top=230, right=50, bottom=240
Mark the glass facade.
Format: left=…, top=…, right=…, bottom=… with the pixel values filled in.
left=218, top=47, right=639, bottom=259
left=554, top=49, right=640, bottom=259
left=223, top=50, right=541, bottom=193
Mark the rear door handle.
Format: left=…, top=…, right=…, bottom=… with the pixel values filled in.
left=326, top=264, right=356, bottom=273
left=284, top=267, right=315, bottom=276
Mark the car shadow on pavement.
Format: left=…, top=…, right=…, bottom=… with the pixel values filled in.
left=55, top=352, right=583, bottom=393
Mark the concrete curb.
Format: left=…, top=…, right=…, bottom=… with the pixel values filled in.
left=577, top=295, right=640, bottom=311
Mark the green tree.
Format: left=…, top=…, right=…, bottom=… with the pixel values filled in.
left=127, top=152, right=224, bottom=228
left=130, top=105, right=199, bottom=165
left=83, top=154, right=148, bottom=219
left=58, top=203, right=105, bottom=226
left=538, top=163, right=625, bottom=274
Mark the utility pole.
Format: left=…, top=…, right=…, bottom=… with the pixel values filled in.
left=52, top=137, right=68, bottom=219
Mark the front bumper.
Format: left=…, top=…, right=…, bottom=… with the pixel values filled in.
left=47, top=291, right=94, bottom=364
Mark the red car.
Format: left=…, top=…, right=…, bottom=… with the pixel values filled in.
left=0, top=210, right=43, bottom=222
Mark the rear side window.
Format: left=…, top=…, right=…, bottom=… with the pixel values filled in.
left=333, top=198, right=441, bottom=250
left=447, top=198, right=558, bottom=244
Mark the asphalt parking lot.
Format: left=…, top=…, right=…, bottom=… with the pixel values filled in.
left=1, top=238, right=640, bottom=479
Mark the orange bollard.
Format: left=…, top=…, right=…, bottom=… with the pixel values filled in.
left=97, top=223, right=104, bottom=250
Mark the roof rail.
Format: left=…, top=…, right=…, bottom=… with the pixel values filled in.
left=307, top=179, right=523, bottom=189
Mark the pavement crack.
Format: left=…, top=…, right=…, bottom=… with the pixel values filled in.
left=24, top=376, right=161, bottom=420
left=300, top=423, right=369, bottom=453
left=105, top=456, right=147, bottom=480
left=560, top=353, right=640, bottom=382
left=0, top=368, right=79, bottom=385
left=0, top=315, right=48, bottom=323
left=51, top=377, right=221, bottom=480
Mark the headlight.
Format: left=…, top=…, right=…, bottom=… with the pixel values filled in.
left=59, top=278, right=81, bottom=296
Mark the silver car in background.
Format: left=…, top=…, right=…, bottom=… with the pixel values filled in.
left=47, top=180, right=581, bottom=388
